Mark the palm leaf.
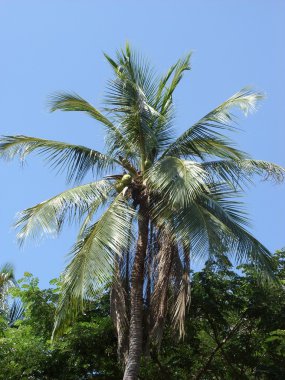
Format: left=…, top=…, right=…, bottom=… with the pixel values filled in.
left=202, top=159, right=285, bottom=189
left=105, top=77, right=159, bottom=165
left=49, top=92, right=134, bottom=158
left=147, top=157, right=209, bottom=212
left=199, top=192, right=274, bottom=276
left=0, top=263, right=18, bottom=317
left=159, top=54, right=192, bottom=114
left=15, top=180, right=112, bottom=246
left=8, top=300, right=24, bottom=326
left=148, top=55, right=192, bottom=158
left=0, top=135, right=115, bottom=182
left=104, top=46, right=163, bottom=166
left=154, top=61, right=179, bottom=108
left=163, top=87, right=264, bottom=159
left=52, top=195, right=135, bottom=337
left=49, top=92, right=118, bottom=133
left=171, top=187, right=275, bottom=278
left=0, top=263, right=14, bottom=281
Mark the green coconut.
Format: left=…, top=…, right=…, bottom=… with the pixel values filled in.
left=144, top=159, right=151, bottom=170
left=121, top=174, right=132, bottom=185
left=115, top=181, right=125, bottom=193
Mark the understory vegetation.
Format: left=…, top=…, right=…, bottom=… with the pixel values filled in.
left=1, top=250, right=284, bottom=380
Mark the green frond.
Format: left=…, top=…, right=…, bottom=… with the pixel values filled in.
left=103, top=46, right=163, bottom=164
left=0, top=263, right=18, bottom=316
left=52, top=195, right=136, bottom=338
left=15, top=180, right=112, bottom=246
left=103, top=52, right=118, bottom=72
left=0, top=263, right=14, bottom=279
left=202, top=159, right=285, bottom=189
left=159, top=53, right=192, bottom=114
left=0, top=135, right=115, bottom=182
left=154, top=62, right=179, bottom=108
left=105, top=76, right=159, bottom=166
left=49, top=92, right=114, bottom=130
left=148, top=54, right=192, bottom=157
left=147, top=157, right=209, bottom=212
left=167, top=132, right=248, bottom=160
left=76, top=201, right=101, bottom=240
left=49, top=92, right=131, bottom=156
left=8, top=300, right=24, bottom=326
left=171, top=187, right=275, bottom=278
left=163, top=87, right=264, bottom=159
left=199, top=195, right=275, bottom=278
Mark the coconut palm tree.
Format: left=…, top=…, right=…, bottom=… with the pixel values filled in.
left=0, top=44, right=284, bottom=379
left=0, top=263, right=23, bottom=326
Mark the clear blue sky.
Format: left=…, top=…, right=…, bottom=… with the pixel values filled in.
left=1, top=0, right=284, bottom=287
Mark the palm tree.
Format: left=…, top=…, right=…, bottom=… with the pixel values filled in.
left=0, top=263, right=23, bottom=326
left=0, top=44, right=284, bottom=379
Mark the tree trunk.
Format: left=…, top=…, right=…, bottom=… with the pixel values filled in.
left=123, top=201, right=149, bottom=380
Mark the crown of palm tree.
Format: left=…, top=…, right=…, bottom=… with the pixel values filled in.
left=0, top=43, right=284, bottom=344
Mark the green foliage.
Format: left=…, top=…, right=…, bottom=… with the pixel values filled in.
left=1, top=251, right=284, bottom=379
left=0, top=273, right=121, bottom=380
left=139, top=250, right=285, bottom=379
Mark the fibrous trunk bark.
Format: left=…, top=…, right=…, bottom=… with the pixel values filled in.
left=150, top=230, right=174, bottom=345
left=123, top=201, right=149, bottom=380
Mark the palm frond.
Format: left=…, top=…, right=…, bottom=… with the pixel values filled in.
left=15, top=180, right=112, bottom=246
left=52, top=195, right=136, bottom=338
left=199, top=193, right=275, bottom=277
left=105, top=78, right=159, bottom=166
left=103, top=52, right=119, bottom=72
left=147, top=157, right=209, bottom=212
left=49, top=92, right=116, bottom=132
left=159, top=53, right=192, bottom=115
left=0, top=263, right=15, bottom=281
left=104, top=45, right=163, bottom=166
left=163, top=87, right=264, bottom=159
left=154, top=62, right=180, bottom=108
left=49, top=92, right=133, bottom=158
left=0, top=263, right=18, bottom=317
left=171, top=187, right=275, bottom=278
left=0, top=135, right=115, bottom=182
left=146, top=55, right=192, bottom=158
left=202, top=159, right=285, bottom=189
left=8, top=300, right=24, bottom=326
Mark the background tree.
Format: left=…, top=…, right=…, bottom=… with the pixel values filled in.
left=0, top=263, right=23, bottom=326
left=0, top=44, right=284, bottom=379
left=0, top=273, right=121, bottom=380
left=0, top=252, right=284, bottom=379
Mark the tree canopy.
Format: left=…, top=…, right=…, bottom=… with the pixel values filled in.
left=0, top=251, right=284, bottom=379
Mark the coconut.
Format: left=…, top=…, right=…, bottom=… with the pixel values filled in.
left=115, top=181, right=125, bottom=193
left=144, top=159, right=151, bottom=170
left=121, top=174, right=132, bottom=185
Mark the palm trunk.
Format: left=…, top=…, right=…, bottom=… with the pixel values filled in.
left=123, top=201, right=149, bottom=380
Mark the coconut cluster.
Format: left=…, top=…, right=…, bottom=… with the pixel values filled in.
left=115, top=174, right=132, bottom=193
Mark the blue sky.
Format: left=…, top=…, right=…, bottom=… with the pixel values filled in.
left=1, top=0, right=284, bottom=287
